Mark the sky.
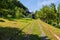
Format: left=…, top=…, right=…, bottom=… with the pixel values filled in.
left=20, top=0, right=60, bottom=12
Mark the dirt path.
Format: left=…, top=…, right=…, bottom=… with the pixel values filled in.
left=24, top=21, right=35, bottom=40
left=38, top=19, right=60, bottom=40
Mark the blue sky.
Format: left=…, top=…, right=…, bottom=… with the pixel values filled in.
left=20, top=0, right=60, bottom=12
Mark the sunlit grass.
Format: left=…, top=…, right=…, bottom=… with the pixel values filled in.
left=39, top=19, right=60, bottom=40
left=22, top=21, right=33, bottom=33
left=0, top=18, right=60, bottom=40
left=32, top=22, right=41, bottom=36
left=0, top=18, right=32, bottom=29
left=40, top=19, right=60, bottom=37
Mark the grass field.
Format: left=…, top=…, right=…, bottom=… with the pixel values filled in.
left=0, top=18, right=60, bottom=40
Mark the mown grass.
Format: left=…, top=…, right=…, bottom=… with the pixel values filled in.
left=40, top=24, right=57, bottom=40
left=0, top=18, right=33, bottom=29
left=32, top=21, right=41, bottom=36
left=39, top=19, right=60, bottom=40
left=14, top=18, right=33, bottom=23
left=22, top=21, right=33, bottom=33
left=40, top=19, right=60, bottom=37
left=0, top=18, right=33, bottom=33
left=0, top=18, right=60, bottom=40
left=22, top=20, right=41, bottom=40
left=0, top=18, right=35, bottom=40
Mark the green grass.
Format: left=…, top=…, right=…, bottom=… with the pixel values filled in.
left=22, top=21, right=33, bottom=33
left=0, top=18, right=34, bottom=40
left=39, top=19, right=60, bottom=40
left=14, top=18, right=33, bottom=23
left=0, top=18, right=33, bottom=28
left=32, top=22, right=41, bottom=36
left=0, top=18, right=60, bottom=40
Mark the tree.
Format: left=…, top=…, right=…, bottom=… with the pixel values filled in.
left=57, top=4, right=60, bottom=19
left=57, top=3, right=60, bottom=25
left=35, top=3, right=60, bottom=28
left=0, top=0, right=30, bottom=19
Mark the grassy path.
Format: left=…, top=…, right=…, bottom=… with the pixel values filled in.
left=23, top=20, right=41, bottom=40
left=37, top=21, right=46, bottom=36
left=0, top=18, right=60, bottom=40
left=31, top=21, right=41, bottom=40
left=24, top=21, right=34, bottom=40
left=38, top=19, right=60, bottom=40
left=32, top=21, right=41, bottom=36
left=37, top=21, right=50, bottom=40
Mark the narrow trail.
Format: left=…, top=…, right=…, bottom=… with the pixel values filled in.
left=24, top=21, right=35, bottom=40
left=38, top=19, right=60, bottom=40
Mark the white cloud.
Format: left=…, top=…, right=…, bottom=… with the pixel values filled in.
left=37, top=0, right=60, bottom=9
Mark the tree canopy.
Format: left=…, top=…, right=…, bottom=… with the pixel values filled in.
left=35, top=3, right=60, bottom=28
left=0, top=0, right=30, bottom=19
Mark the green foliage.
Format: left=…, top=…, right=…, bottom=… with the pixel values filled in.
left=57, top=4, right=60, bottom=21
left=35, top=3, right=60, bottom=28
left=0, top=0, right=30, bottom=19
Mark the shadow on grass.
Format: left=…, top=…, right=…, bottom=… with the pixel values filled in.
left=0, top=27, right=25, bottom=40
left=0, top=27, right=50, bottom=40
left=24, top=34, right=50, bottom=40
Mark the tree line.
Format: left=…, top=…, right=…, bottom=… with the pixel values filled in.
left=0, top=0, right=31, bottom=19
left=35, top=3, right=60, bottom=28
left=0, top=0, right=60, bottom=28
